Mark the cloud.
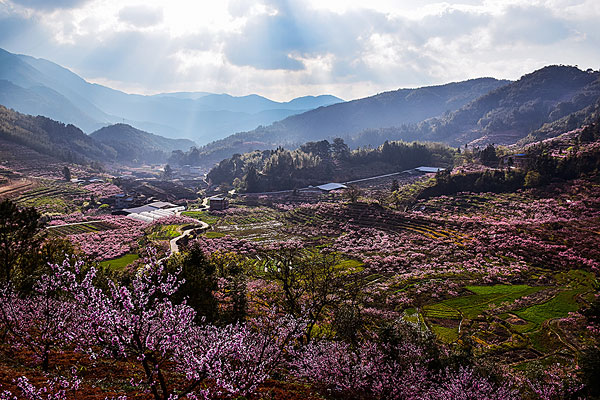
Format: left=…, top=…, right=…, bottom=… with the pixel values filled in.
left=0, top=13, right=53, bottom=54
left=1, top=0, right=600, bottom=101
left=223, top=2, right=393, bottom=71
left=489, top=5, right=573, bottom=46
left=9, top=0, right=91, bottom=11
left=118, top=5, right=163, bottom=28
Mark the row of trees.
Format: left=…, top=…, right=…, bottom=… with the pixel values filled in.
left=416, top=121, right=600, bottom=199
left=207, top=138, right=455, bottom=193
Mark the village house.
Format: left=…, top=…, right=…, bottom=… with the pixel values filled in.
left=500, top=153, right=529, bottom=169
left=209, top=196, right=229, bottom=211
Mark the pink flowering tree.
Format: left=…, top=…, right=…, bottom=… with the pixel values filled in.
left=44, top=256, right=305, bottom=400
left=426, top=367, right=518, bottom=400
left=181, top=313, right=306, bottom=398
left=0, top=373, right=81, bottom=400
left=47, top=256, right=206, bottom=400
left=291, top=339, right=518, bottom=400
left=0, top=260, right=85, bottom=371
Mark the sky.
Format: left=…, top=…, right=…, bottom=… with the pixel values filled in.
left=0, top=0, right=599, bottom=101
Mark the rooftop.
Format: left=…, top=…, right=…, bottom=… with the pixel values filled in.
left=415, top=166, right=445, bottom=173
left=316, top=182, right=348, bottom=191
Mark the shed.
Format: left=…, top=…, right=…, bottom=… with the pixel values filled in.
left=415, top=166, right=445, bottom=173
left=209, top=197, right=229, bottom=211
left=501, top=154, right=529, bottom=168
left=316, top=182, right=348, bottom=192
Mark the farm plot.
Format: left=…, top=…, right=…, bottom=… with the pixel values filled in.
left=213, top=207, right=280, bottom=225
left=181, top=210, right=220, bottom=225
left=99, top=253, right=140, bottom=271
left=423, top=284, right=544, bottom=324
left=418, top=270, right=594, bottom=366
left=287, top=202, right=467, bottom=242
left=211, top=220, right=292, bottom=242
left=207, top=207, right=295, bottom=242
left=46, top=220, right=117, bottom=237
left=15, top=182, right=89, bottom=214
left=146, top=224, right=183, bottom=240
left=0, top=179, right=34, bottom=199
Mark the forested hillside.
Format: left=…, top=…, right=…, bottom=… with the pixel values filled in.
left=0, top=105, right=116, bottom=164
left=0, top=106, right=195, bottom=165
left=186, top=66, right=600, bottom=169
left=90, top=124, right=196, bottom=164
left=307, top=65, right=600, bottom=148
left=417, top=65, right=600, bottom=146
left=206, top=138, right=455, bottom=192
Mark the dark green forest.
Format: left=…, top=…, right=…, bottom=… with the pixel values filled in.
left=417, top=118, right=600, bottom=199
left=206, top=138, right=456, bottom=192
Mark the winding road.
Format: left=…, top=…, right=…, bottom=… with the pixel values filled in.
left=168, top=220, right=209, bottom=254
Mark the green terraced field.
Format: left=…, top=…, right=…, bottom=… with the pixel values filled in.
left=204, top=231, right=226, bottom=238
left=181, top=211, right=220, bottom=224
left=431, top=325, right=459, bottom=343
left=147, top=224, right=181, bottom=240
left=47, top=221, right=116, bottom=236
left=424, top=284, right=544, bottom=320
left=423, top=303, right=462, bottom=319
left=99, top=253, right=139, bottom=271
left=515, top=289, right=583, bottom=326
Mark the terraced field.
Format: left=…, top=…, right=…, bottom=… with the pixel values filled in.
left=0, top=179, right=35, bottom=199
left=421, top=285, right=545, bottom=334
left=416, top=270, right=596, bottom=365
left=288, top=202, right=466, bottom=242
left=15, top=182, right=90, bottom=214
left=46, top=220, right=117, bottom=237
left=205, top=207, right=295, bottom=242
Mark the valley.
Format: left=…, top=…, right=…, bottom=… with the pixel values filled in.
left=0, top=43, right=599, bottom=399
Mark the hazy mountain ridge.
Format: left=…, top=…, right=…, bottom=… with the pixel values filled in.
left=90, top=124, right=196, bottom=163
left=0, top=79, right=100, bottom=131
left=250, top=77, right=510, bottom=144
left=418, top=65, right=600, bottom=146
left=178, top=77, right=511, bottom=167
left=0, top=105, right=195, bottom=165
left=0, top=48, right=343, bottom=142
left=190, top=65, right=600, bottom=168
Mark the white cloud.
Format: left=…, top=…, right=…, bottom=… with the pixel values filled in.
left=0, top=0, right=599, bottom=101
left=118, top=5, right=163, bottom=28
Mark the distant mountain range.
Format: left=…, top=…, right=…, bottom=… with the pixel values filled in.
left=0, top=48, right=343, bottom=143
left=182, top=77, right=510, bottom=166
left=183, top=65, right=600, bottom=168
left=412, top=65, right=600, bottom=146
left=0, top=105, right=194, bottom=165
left=90, top=124, right=196, bottom=164
left=3, top=46, right=600, bottom=172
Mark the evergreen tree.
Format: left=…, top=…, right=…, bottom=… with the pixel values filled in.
left=62, top=166, right=71, bottom=181
left=0, top=200, right=44, bottom=285
left=479, top=144, right=499, bottom=166
left=243, top=165, right=261, bottom=193
left=162, top=164, right=173, bottom=180
left=167, top=243, right=218, bottom=323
